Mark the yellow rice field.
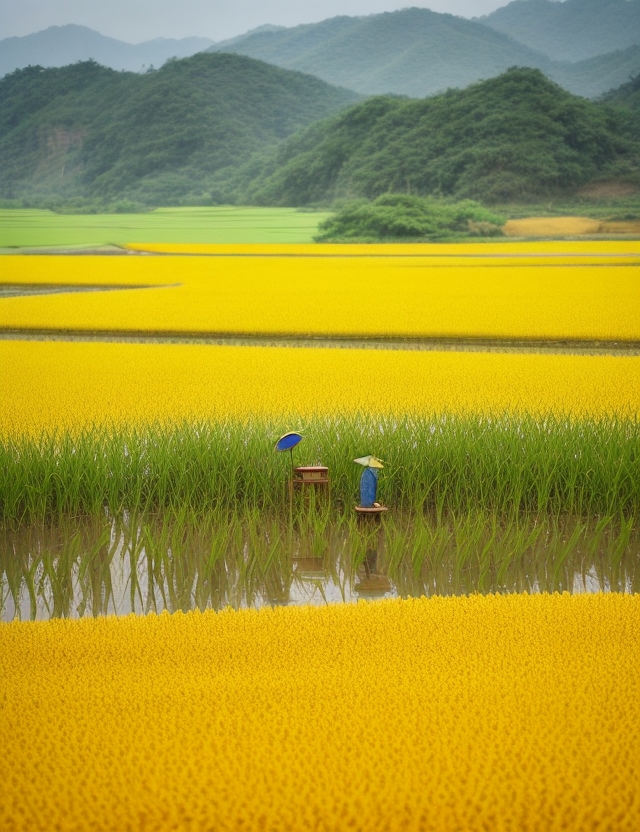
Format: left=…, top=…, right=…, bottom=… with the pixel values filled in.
left=1, top=250, right=639, bottom=340
left=1, top=340, right=638, bottom=434
left=503, top=216, right=640, bottom=237
left=1, top=593, right=639, bottom=831
left=123, top=241, right=640, bottom=255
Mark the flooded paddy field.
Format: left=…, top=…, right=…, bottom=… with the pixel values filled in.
left=2, top=411, right=638, bottom=622
left=2, top=509, right=638, bottom=622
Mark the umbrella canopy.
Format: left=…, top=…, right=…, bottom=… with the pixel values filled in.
left=275, top=432, right=303, bottom=452
left=354, top=455, right=384, bottom=469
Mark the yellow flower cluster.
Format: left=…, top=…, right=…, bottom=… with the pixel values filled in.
left=1, top=593, right=638, bottom=831
left=2, top=247, right=638, bottom=340
left=1, top=340, right=638, bottom=434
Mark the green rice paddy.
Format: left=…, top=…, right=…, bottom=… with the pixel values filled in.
left=0, top=207, right=332, bottom=249
left=3, top=410, right=637, bottom=621
left=1, top=414, right=637, bottom=525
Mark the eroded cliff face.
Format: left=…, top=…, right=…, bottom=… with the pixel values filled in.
left=27, top=126, right=87, bottom=194
left=37, top=126, right=85, bottom=169
left=42, top=127, right=85, bottom=156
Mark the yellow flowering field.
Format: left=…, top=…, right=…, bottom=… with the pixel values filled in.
left=1, top=340, right=638, bottom=434
left=123, top=241, right=640, bottom=255
left=1, top=593, right=638, bottom=831
left=1, top=251, right=639, bottom=340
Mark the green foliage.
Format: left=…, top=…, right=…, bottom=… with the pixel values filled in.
left=0, top=53, right=358, bottom=205
left=315, top=194, right=505, bottom=241
left=3, top=58, right=638, bottom=209
left=1, top=413, right=637, bottom=526
left=492, top=193, right=640, bottom=220
left=238, top=69, right=640, bottom=206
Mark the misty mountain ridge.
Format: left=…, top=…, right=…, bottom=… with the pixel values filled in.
left=480, top=0, right=640, bottom=62
left=0, top=24, right=214, bottom=77
left=551, top=45, right=640, bottom=99
left=3, top=3, right=639, bottom=99
left=207, top=7, right=639, bottom=99
left=209, top=9, right=549, bottom=98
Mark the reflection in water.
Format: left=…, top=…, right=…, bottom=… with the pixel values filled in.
left=1, top=510, right=638, bottom=621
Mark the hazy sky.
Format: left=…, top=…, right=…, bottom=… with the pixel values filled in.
left=1, top=1, right=514, bottom=43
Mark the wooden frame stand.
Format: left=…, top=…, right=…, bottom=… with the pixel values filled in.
left=289, top=466, right=330, bottom=500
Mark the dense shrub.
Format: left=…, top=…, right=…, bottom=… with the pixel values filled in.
left=315, top=194, right=505, bottom=240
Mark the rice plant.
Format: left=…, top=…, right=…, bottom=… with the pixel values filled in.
left=1, top=413, right=637, bottom=526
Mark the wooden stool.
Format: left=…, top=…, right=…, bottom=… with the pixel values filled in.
left=290, top=466, right=330, bottom=500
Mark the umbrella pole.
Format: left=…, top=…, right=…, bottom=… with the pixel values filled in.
left=288, top=447, right=294, bottom=524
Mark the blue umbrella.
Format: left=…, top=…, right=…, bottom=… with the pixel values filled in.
left=275, top=431, right=303, bottom=473
left=275, top=432, right=303, bottom=453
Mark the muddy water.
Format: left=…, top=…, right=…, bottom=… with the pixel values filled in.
left=1, top=512, right=638, bottom=622
left=1, top=330, right=639, bottom=355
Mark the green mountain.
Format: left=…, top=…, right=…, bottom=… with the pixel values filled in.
left=480, top=0, right=640, bottom=62
left=0, top=52, right=359, bottom=206
left=225, top=68, right=639, bottom=206
left=208, top=7, right=638, bottom=99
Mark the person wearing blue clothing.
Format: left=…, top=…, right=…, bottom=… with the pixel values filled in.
left=359, top=466, right=380, bottom=507
left=354, top=455, right=384, bottom=508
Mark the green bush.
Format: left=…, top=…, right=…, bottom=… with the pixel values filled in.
left=315, top=194, right=505, bottom=241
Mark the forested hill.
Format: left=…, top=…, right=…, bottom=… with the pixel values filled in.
left=208, top=7, right=637, bottom=99
left=0, top=53, right=359, bottom=206
left=480, top=0, right=640, bottom=62
left=225, top=69, right=639, bottom=206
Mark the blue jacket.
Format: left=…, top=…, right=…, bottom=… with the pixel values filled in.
left=360, top=467, right=379, bottom=507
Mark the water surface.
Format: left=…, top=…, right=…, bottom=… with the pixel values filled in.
left=2, top=510, right=637, bottom=622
